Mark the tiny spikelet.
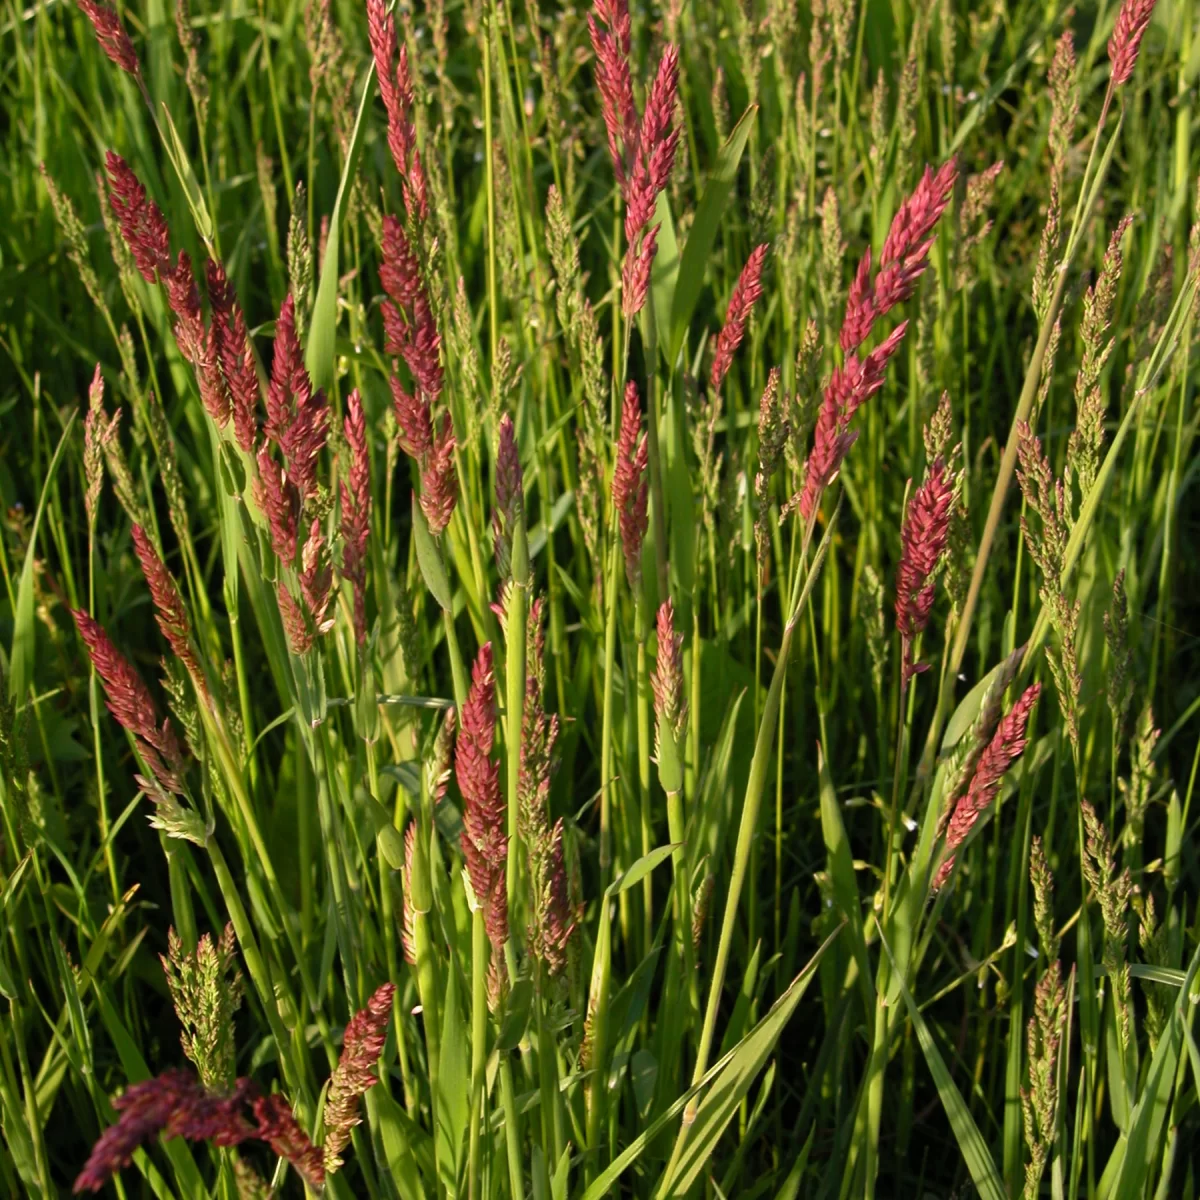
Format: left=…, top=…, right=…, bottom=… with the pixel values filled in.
left=710, top=244, right=769, bottom=394
left=323, top=982, right=395, bottom=1171
left=77, top=0, right=141, bottom=77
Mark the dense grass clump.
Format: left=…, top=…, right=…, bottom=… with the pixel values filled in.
left=1, top=0, right=1199, bottom=1195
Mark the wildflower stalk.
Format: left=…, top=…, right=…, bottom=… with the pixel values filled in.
left=505, top=516, right=529, bottom=921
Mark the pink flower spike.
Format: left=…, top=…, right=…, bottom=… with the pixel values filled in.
left=77, top=0, right=141, bottom=78
left=710, top=244, right=769, bottom=394
left=612, top=382, right=649, bottom=589
left=1108, top=0, right=1157, bottom=86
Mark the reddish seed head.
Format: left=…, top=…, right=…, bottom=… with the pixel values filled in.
left=251, top=1093, right=325, bottom=1189
left=933, top=683, right=1041, bottom=888
left=651, top=599, right=686, bottom=739
left=419, top=415, right=458, bottom=537
left=72, top=608, right=186, bottom=792
left=895, top=459, right=955, bottom=683
left=710, top=244, right=769, bottom=394
left=131, top=525, right=200, bottom=677
left=77, top=0, right=141, bottom=77
left=105, top=152, right=171, bottom=283
left=1108, top=0, right=1157, bottom=86
left=457, top=644, right=508, bottom=954
left=340, top=390, right=372, bottom=647
left=612, top=382, right=649, bottom=590
left=322, top=982, right=395, bottom=1170
left=495, top=413, right=523, bottom=529
left=206, top=260, right=259, bottom=453
left=589, top=0, right=638, bottom=188
left=254, top=445, right=299, bottom=565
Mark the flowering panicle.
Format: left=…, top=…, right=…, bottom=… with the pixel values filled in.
left=84, top=366, right=119, bottom=529
left=73, top=1071, right=255, bottom=1192
left=590, top=0, right=681, bottom=316
left=457, top=645, right=508, bottom=1003
left=163, top=250, right=230, bottom=426
left=131, top=525, right=201, bottom=680
left=519, top=599, right=573, bottom=979
left=366, top=0, right=427, bottom=223
left=895, top=457, right=955, bottom=683
left=265, top=295, right=328, bottom=503
left=1080, top=801, right=1133, bottom=1052
left=796, top=160, right=958, bottom=520
left=1108, top=0, right=1157, bottom=87
left=206, top=260, right=259, bottom=453
left=322, top=982, right=396, bottom=1171
left=651, top=600, right=687, bottom=743
left=340, top=390, right=371, bottom=646
left=160, top=925, right=244, bottom=1092
left=1017, top=423, right=1082, bottom=748
left=254, top=445, right=299, bottom=565
left=754, top=368, right=787, bottom=574
left=72, top=609, right=187, bottom=798
left=493, top=413, right=524, bottom=577
left=252, top=1093, right=325, bottom=1188
left=1022, top=960, right=1066, bottom=1199
left=933, top=683, right=1041, bottom=889
left=710, top=244, right=769, bottom=394
left=1067, top=218, right=1131, bottom=502
left=612, top=382, right=649, bottom=589
left=105, top=152, right=170, bottom=283
left=77, top=0, right=141, bottom=78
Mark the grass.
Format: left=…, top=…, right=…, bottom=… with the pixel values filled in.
left=1, top=0, right=1199, bottom=1195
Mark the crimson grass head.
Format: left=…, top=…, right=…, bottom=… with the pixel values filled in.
left=339, top=389, right=372, bottom=647
left=933, top=683, right=1041, bottom=889
left=613, top=382, right=649, bottom=590
left=710, top=243, right=769, bottom=394
left=77, top=0, right=141, bottom=79
left=1108, top=0, right=1157, bottom=87
left=895, top=459, right=955, bottom=684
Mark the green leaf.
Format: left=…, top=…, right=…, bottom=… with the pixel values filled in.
left=10, top=413, right=76, bottom=703
left=654, top=924, right=838, bottom=1196
left=305, top=61, right=376, bottom=392
left=374, top=1090, right=432, bottom=1200
left=412, top=494, right=454, bottom=611
left=158, top=101, right=213, bottom=242
left=1105, top=936, right=1200, bottom=1200
left=667, top=106, right=757, bottom=365
left=651, top=189, right=680, bottom=349
left=436, top=961, right=468, bottom=1193
left=610, top=843, right=679, bottom=898
left=880, top=932, right=1007, bottom=1200
left=818, top=744, right=874, bottom=1019
left=362, top=793, right=406, bottom=869
left=497, top=976, right=534, bottom=1052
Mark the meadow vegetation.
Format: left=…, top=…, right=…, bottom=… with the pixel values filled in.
left=1, top=0, right=1199, bottom=1195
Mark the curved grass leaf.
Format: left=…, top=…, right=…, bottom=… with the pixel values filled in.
left=305, top=62, right=376, bottom=393
left=880, top=931, right=1006, bottom=1200
left=9, top=412, right=76, bottom=704
left=653, top=924, right=840, bottom=1197
left=666, top=107, right=757, bottom=365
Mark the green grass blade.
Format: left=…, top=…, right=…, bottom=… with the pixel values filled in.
left=880, top=931, right=1007, bottom=1200
left=305, top=61, right=376, bottom=393
left=9, top=412, right=76, bottom=704
left=653, top=924, right=840, bottom=1197
left=667, top=106, right=757, bottom=365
